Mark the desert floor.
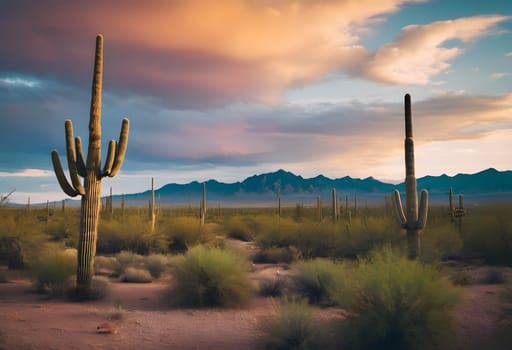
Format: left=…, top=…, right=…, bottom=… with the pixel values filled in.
left=0, top=265, right=511, bottom=350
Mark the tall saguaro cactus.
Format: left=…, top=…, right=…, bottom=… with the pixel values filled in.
left=392, top=94, right=428, bottom=259
left=51, top=35, right=129, bottom=291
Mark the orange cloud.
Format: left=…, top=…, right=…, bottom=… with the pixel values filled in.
left=0, top=0, right=421, bottom=106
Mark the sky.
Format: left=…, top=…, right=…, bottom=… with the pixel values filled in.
left=0, top=0, right=511, bottom=204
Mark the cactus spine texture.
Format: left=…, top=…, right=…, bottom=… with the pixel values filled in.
left=51, top=35, right=129, bottom=291
left=392, top=94, right=428, bottom=259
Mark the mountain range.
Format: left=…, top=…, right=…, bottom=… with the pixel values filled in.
left=120, top=168, right=512, bottom=207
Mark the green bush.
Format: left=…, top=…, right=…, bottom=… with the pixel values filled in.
left=224, top=215, right=253, bottom=241
left=115, top=251, right=145, bottom=269
left=30, top=249, right=77, bottom=295
left=255, top=217, right=299, bottom=249
left=460, top=205, right=512, bottom=265
left=257, top=297, right=322, bottom=350
left=420, top=223, right=463, bottom=262
left=292, top=223, right=339, bottom=259
left=146, top=253, right=169, bottom=278
left=94, top=256, right=122, bottom=277
left=162, top=217, right=203, bottom=253
left=98, top=216, right=164, bottom=255
left=167, top=246, right=252, bottom=307
left=334, top=247, right=460, bottom=350
left=293, top=258, right=347, bottom=306
left=335, top=216, right=402, bottom=259
left=0, top=236, right=25, bottom=269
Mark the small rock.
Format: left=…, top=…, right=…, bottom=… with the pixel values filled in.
left=96, top=322, right=118, bottom=334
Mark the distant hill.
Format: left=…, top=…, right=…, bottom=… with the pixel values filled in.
left=120, top=168, right=512, bottom=206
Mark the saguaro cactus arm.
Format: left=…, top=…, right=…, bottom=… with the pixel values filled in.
left=102, top=140, right=116, bottom=177
left=64, top=120, right=86, bottom=195
left=108, top=118, right=129, bottom=177
left=75, top=136, right=87, bottom=177
left=51, top=150, right=80, bottom=197
left=417, top=189, right=428, bottom=229
left=392, top=189, right=407, bottom=228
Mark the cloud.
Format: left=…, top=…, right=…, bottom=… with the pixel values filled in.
left=490, top=72, right=510, bottom=80
left=0, top=76, right=40, bottom=88
left=121, top=92, right=512, bottom=178
left=0, top=0, right=421, bottom=107
left=362, top=15, right=510, bottom=84
left=505, top=52, right=512, bottom=57
left=0, top=169, right=53, bottom=177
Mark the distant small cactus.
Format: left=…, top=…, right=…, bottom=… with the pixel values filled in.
left=200, top=182, right=207, bottom=225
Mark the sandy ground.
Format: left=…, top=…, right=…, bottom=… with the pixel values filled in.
left=0, top=266, right=511, bottom=350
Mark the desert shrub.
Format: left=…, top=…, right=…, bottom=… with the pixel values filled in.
left=257, top=297, right=322, bottom=350
left=0, top=236, right=25, bottom=269
left=162, top=216, right=203, bottom=253
left=334, top=247, right=460, bottom=350
left=98, top=216, right=163, bottom=255
left=460, top=205, right=512, bottom=265
left=252, top=247, right=298, bottom=264
left=255, top=217, right=299, bottom=250
left=480, top=268, right=505, bottom=284
left=146, top=253, right=169, bottom=278
left=167, top=246, right=252, bottom=307
left=335, top=216, right=402, bottom=259
left=420, top=223, right=463, bottom=262
left=292, top=223, right=339, bottom=259
left=115, top=251, right=145, bottom=269
left=293, top=258, right=347, bottom=306
left=259, top=276, right=287, bottom=297
left=44, top=220, right=75, bottom=243
left=224, top=215, right=253, bottom=241
left=30, top=249, right=77, bottom=295
left=121, top=267, right=152, bottom=283
left=94, top=256, right=122, bottom=277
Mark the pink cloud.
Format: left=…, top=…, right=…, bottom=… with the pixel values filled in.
left=0, top=0, right=420, bottom=106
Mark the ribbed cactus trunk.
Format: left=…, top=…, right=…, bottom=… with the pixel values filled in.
left=78, top=171, right=101, bottom=288
left=392, top=94, right=428, bottom=260
left=51, top=35, right=129, bottom=292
